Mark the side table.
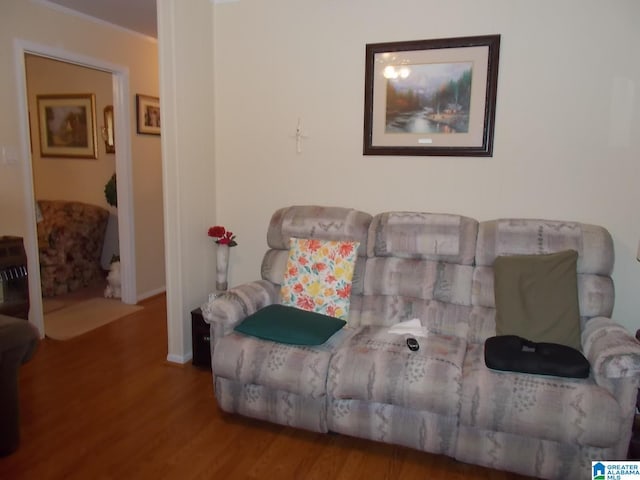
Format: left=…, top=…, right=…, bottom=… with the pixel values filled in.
left=191, top=308, right=211, bottom=369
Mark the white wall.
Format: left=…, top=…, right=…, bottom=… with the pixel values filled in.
left=158, top=0, right=216, bottom=362
left=27, top=55, right=115, bottom=208
left=209, top=0, right=640, bottom=332
left=0, top=0, right=165, bottom=302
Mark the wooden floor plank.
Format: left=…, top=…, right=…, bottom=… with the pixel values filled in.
left=0, top=294, right=534, bottom=479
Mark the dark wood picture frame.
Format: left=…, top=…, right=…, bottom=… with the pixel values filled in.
left=363, top=34, right=500, bottom=157
left=136, top=94, right=161, bottom=136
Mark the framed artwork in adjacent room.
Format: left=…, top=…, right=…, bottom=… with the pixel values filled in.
left=363, top=34, right=501, bottom=157
left=102, top=105, right=115, bottom=154
left=36, top=93, right=97, bottom=159
left=136, top=94, right=161, bottom=135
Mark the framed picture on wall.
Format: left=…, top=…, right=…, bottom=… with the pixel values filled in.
left=136, top=94, right=161, bottom=135
left=363, top=34, right=501, bottom=157
left=36, top=93, right=98, bottom=159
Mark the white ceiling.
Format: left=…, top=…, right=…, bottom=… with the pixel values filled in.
left=45, top=0, right=158, bottom=38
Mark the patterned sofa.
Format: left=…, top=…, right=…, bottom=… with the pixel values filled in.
left=36, top=200, right=109, bottom=297
left=201, top=206, right=640, bottom=479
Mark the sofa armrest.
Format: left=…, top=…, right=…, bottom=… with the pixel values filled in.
left=583, top=317, right=640, bottom=380
left=201, top=279, right=279, bottom=339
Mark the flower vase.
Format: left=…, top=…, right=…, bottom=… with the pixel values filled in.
left=215, top=244, right=230, bottom=291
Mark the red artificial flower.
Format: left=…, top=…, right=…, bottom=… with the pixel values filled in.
left=217, top=231, right=234, bottom=245
left=207, top=225, right=238, bottom=247
left=208, top=226, right=226, bottom=238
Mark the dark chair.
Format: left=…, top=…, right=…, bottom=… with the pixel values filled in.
left=0, top=315, right=39, bottom=456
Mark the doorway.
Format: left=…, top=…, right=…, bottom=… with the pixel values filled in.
left=25, top=54, right=120, bottom=318
left=13, top=39, right=137, bottom=336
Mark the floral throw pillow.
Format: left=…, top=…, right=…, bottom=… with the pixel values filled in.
left=280, top=238, right=360, bottom=320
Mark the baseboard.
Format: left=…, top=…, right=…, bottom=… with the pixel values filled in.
left=138, top=286, right=166, bottom=302
left=167, top=352, right=193, bottom=364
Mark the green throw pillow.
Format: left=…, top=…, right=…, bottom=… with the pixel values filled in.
left=494, top=249, right=582, bottom=351
left=234, top=304, right=347, bottom=345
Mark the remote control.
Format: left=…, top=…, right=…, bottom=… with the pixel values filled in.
left=406, top=337, right=419, bottom=351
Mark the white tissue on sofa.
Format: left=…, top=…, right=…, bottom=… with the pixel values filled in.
left=388, top=318, right=429, bottom=338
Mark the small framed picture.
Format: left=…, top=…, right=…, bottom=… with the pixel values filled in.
left=36, top=93, right=97, bottom=158
left=136, top=94, right=161, bottom=135
left=363, top=35, right=501, bottom=156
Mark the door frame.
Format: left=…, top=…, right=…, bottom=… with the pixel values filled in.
left=13, top=38, right=137, bottom=335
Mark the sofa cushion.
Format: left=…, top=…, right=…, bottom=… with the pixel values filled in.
left=475, top=219, right=614, bottom=275
left=234, top=304, right=346, bottom=345
left=280, top=238, right=359, bottom=320
left=494, top=250, right=581, bottom=351
left=367, top=211, right=479, bottom=265
left=328, top=326, right=467, bottom=415
left=266, top=206, right=372, bottom=255
left=484, top=335, right=590, bottom=378
left=459, top=343, right=622, bottom=447
left=213, top=327, right=355, bottom=399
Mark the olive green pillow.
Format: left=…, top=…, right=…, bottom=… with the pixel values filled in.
left=234, top=304, right=346, bottom=345
left=494, top=250, right=581, bottom=351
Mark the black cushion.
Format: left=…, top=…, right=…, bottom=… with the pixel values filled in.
left=484, top=335, right=590, bottom=378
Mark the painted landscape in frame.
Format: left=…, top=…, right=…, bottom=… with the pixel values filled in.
left=363, top=35, right=500, bottom=157
left=36, top=93, right=97, bottom=159
left=385, top=62, right=472, bottom=135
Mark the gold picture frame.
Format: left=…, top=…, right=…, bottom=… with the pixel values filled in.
left=36, top=93, right=97, bottom=159
left=102, top=105, right=115, bottom=154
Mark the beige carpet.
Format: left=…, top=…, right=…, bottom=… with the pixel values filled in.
left=44, top=297, right=143, bottom=340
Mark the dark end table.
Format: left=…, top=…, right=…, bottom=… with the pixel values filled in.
left=191, top=308, right=211, bottom=369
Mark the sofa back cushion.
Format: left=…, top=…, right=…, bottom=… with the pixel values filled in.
left=260, top=206, right=373, bottom=320
left=358, top=212, right=479, bottom=336
left=470, top=219, right=615, bottom=344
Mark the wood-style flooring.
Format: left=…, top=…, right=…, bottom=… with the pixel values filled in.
left=0, top=294, right=533, bottom=480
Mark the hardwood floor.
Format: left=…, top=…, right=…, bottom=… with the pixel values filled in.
left=0, top=295, right=533, bottom=480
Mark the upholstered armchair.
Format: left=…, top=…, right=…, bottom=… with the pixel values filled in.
left=36, top=200, right=109, bottom=297
left=0, top=315, right=39, bottom=456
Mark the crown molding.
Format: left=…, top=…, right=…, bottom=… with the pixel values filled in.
left=31, top=0, right=158, bottom=42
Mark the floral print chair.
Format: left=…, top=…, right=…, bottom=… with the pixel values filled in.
left=36, top=200, right=109, bottom=297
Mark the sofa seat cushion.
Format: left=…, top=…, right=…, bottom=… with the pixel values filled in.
left=459, top=343, right=623, bottom=447
left=328, top=326, right=467, bottom=415
left=213, top=327, right=355, bottom=399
